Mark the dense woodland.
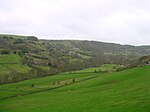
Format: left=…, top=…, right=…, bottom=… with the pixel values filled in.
left=0, top=34, right=150, bottom=84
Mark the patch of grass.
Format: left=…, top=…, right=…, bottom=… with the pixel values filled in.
left=0, top=54, right=31, bottom=75
left=0, top=71, right=99, bottom=99
left=0, top=34, right=27, bottom=39
left=0, top=64, right=11, bottom=74
left=69, top=58, right=80, bottom=63
left=0, top=54, right=21, bottom=63
left=35, top=65, right=51, bottom=70
left=0, top=54, right=32, bottom=86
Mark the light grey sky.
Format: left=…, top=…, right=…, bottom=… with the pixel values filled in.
left=0, top=0, right=150, bottom=45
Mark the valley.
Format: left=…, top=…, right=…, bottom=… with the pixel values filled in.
left=0, top=34, right=150, bottom=112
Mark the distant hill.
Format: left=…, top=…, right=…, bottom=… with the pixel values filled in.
left=0, top=34, right=150, bottom=84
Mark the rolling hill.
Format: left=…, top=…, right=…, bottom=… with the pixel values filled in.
left=0, top=65, right=149, bottom=112
left=0, top=54, right=32, bottom=84
left=0, top=34, right=149, bottom=112
left=0, top=34, right=150, bottom=84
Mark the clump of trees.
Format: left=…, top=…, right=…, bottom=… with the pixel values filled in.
left=13, top=39, right=24, bottom=44
left=116, top=64, right=137, bottom=72
left=0, top=69, right=37, bottom=84
left=27, top=36, right=38, bottom=41
left=138, top=55, right=150, bottom=66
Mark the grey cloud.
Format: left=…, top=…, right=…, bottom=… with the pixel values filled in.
left=0, top=0, right=150, bottom=45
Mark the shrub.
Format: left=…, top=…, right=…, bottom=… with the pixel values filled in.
left=27, top=36, right=38, bottom=41
left=31, top=84, right=35, bottom=87
left=72, top=78, right=75, bottom=83
left=13, top=39, right=24, bottom=44
left=13, top=51, right=17, bottom=54
left=1, top=50, right=10, bottom=54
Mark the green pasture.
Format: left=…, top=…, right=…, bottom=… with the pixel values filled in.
left=0, top=66, right=149, bottom=112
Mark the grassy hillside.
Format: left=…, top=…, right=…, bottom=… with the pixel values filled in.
left=0, top=64, right=117, bottom=99
left=0, top=54, right=31, bottom=74
left=0, top=66, right=149, bottom=112
left=0, top=34, right=27, bottom=39
left=0, top=34, right=150, bottom=84
left=0, top=54, right=21, bottom=63
left=0, top=54, right=32, bottom=84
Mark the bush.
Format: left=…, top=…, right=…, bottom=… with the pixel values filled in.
left=1, top=50, right=10, bottom=54
left=13, top=51, right=17, bottom=54
left=27, top=36, right=38, bottom=41
left=94, top=70, right=98, bottom=73
left=13, top=39, right=24, bottom=44
left=47, top=62, right=52, bottom=66
left=31, top=84, right=35, bottom=87
left=72, top=78, right=75, bottom=83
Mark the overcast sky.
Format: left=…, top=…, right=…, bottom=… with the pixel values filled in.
left=0, top=0, right=150, bottom=45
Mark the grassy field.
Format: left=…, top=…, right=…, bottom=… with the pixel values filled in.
left=0, top=54, right=31, bottom=75
left=0, top=54, right=21, bottom=63
left=0, top=65, right=149, bottom=112
left=0, top=64, right=113, bottom=99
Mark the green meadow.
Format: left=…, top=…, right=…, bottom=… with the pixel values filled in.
left=0, top=54, right=31, bottom=75
left=0, top=66, right=149, bottom=112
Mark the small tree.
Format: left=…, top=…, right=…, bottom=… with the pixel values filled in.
left=65, top=82, right=67, bottom=85
left=13, top=51, right=17, bottom=54
left=47, top=62, right=52, bottom=66
left=72, top=78, right=75, bottom=83
left=31, top=83, right=35, bottom=87
left=94, top=70, right=98, bottom=73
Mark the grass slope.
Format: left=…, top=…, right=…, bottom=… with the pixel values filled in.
left=0, top=54, right=31, bottom=75
left=0, top=65, right=107, bottom=99
left=0, top=54, right=21, bottom=63
left=0, top=34, right=27, bottom=39
left=0, top=66, right=150, bottom=112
